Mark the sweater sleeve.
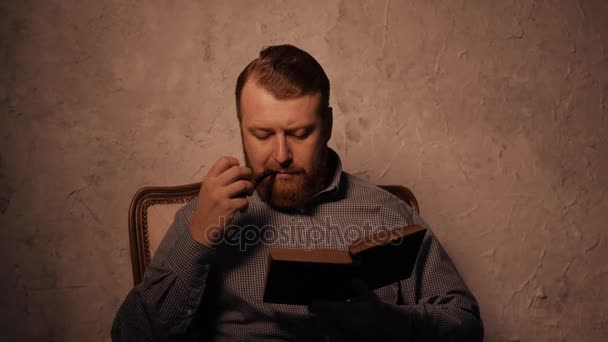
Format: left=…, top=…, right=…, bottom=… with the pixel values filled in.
left=111, top=200, right=216, bottom=341
left=396, top=207, right=484, bottom=341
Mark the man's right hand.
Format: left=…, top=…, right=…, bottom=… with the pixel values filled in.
left=189, top=156, right=254, bottom=247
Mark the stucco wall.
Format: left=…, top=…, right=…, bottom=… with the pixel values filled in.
left=1, top=1, right=607, bottom=341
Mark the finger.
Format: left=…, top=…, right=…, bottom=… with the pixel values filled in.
left=224, top=179, right=255, bottom=198
left=229, top=197, right=249, bottom=212
left=238, top=199, right=250, bottom=213
left=208, top=156, right=240, bottom=178
left=217, top=165, right=253, bottom=185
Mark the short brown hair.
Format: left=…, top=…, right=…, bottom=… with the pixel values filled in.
left=235, top=44, right=330, bottom=119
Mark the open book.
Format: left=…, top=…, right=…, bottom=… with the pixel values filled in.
left=263, top=225, right=427, bottom=305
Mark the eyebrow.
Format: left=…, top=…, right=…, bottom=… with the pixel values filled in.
left=248, top=124, right=315, bottom=135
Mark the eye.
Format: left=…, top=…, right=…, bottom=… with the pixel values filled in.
left=293, top=133, right=308, bottom=140
left=290, top=128, right=312, bottom=140
left=255, top=134, right=271, bottom=141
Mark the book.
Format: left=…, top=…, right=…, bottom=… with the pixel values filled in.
left=263, top=225, right=427, bottom=305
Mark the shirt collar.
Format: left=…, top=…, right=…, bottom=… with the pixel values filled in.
left=313, top=147, right=343, bottom=199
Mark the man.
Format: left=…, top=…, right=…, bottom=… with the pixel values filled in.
left=112, top=44, right=484, bottom=341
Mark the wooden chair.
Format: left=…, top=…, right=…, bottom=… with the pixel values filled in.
left=128, top=182, right=419, bottom=285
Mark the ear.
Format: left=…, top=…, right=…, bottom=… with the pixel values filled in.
left=323, top=107, right=333, bottom=143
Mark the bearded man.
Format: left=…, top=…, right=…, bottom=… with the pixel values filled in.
left=112, top=44, right=484, bottom=341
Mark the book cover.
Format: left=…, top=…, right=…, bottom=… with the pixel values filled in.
left=263, top=225, right=427, bottom=305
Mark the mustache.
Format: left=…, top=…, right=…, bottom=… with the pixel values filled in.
left=253, top=168, right=303, bottom=185
left=263, top=165, right=305, bottom=174
left=254, top=169, right=278, bottom=185
left=273, top=169, right=303, bottom=174
left=253, top=168, right=305, bottom=185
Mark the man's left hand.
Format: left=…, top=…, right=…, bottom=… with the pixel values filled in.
left=308, top=280, right=416, bottom=341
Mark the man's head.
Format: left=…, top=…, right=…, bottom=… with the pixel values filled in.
left=235, top=44, right=333, bottom=210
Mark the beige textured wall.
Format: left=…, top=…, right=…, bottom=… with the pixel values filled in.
left=1, top=1, right=607, bottom=341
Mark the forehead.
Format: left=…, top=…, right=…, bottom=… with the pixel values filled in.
left=239, top=80, right=322, bottom=128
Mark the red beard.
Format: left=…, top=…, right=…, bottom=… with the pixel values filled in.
left=256, top=170, right=318, bottom=210
left=244, top=156, right=327, bottom=210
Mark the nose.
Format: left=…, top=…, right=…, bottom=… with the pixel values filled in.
left=274, top=134, right=293, bottom=167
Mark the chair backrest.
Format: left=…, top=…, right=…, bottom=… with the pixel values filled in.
left=128, top=182, right=419, bottom=285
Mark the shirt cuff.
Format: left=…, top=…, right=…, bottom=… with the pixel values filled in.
left=164, top=225, right=216, bottom=287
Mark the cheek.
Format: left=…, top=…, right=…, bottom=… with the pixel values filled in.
left=293, top=142, right=324, bottom=169
left=244, top=139, right=272, bottom=164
